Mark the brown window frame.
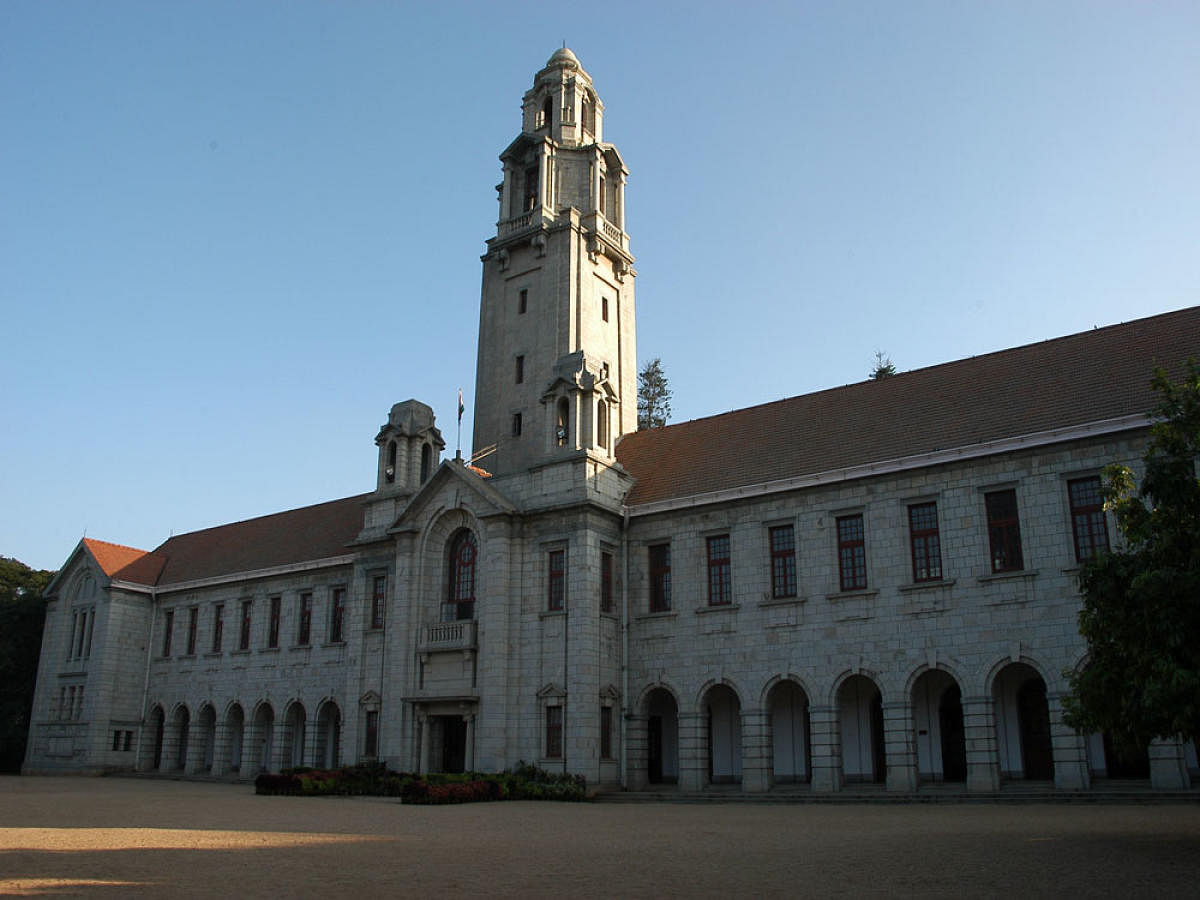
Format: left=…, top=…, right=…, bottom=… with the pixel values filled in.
left=649, top=544, right=671, bottom=612
left=297, top=592, right=313, bottom=646
left=545, top=705, right=563, bottom=759
left=836, top=515, right=867, bottom=591
left=769, top=524, right=797, bottom=599
left=985, top=489, right=1024, bottom=573
left=364, top=709, right=379, bottom=758
left=706, top=534, right=732, bottom=605
left=186, top=607, right=198, bottom=656
left=908, top=502, right=943, bottom=582
left=211, top=604, right=224, bottom=653
left=548, top=549, right=566, bottom=611
left=239, top=600, right=252, bottom=651
left=267, top=596, right=281, bottom=648
left=446, top=530, right=477, bottom=621
left=329, top=587, right=346, bottom=643
left=1069, top=476, right=1109, bottom=562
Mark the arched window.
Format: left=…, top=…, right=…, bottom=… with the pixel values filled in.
left=597, top=400, right=608, bottom=450
left=446, top=530, right=477, bottom=621
left=385, top=441, right=397, bottom=484
left=582, top=93, right=595, bottom=134
left=540, top=95, right=553, bottom=130
left=420, top=444, right=432, bottom=482
left=556, top=398, right=569, bottom=447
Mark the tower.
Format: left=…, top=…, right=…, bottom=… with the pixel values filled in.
left=472, top=48, right=636, bottom=479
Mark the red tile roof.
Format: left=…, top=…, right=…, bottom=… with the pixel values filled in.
left=112, top=494, right=369, bottom=587
left=82, top=538, right=152, bottom=577
left=616, top=307, right=1200, bottom=507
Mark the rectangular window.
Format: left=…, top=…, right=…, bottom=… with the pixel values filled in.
left=649, top=544, right=671, bottom=612
left=545, top=705, right=563, bottom=759
left=371, top=575, right=387, bottom=630
left=524, top=164, right=539, bottom=211
left=162, top=610, right=174, bottom=657
left=123, top=730, right=133, bottom=751
left=600, top=551, right=614, bottom=614
left=364, top=710, right=379, bottom=757
left=986, top=489, right=1024, bottom=573
left=330, top=587, right=346, bottom=643
left=298, top=592, right=312, bottom=645
left=706, top=534, right=732, bottom=605
left=67, top=613, right=78, bottom=661
left=601, top=296, right=609, bottom=322
left=836, top=515, right=867, bottom=591
left=76, top=610, right=87, bottom=658
left=519, top=288, right=528, bottom=314
left=186, top=607, right=198, bottom=655
left=268, top=596, right=281, bottom=648
left=512, top=412, right=522, bottom=437
left=515, top=355, right=525, bottom=384
left=1069, top=476, right=1109, bottom=562
left=112, top=730, right=121, bottom=751
left=548, top=549, right=566, bottom=611
left=84, top=607, right=95, bottom=658
left=909, top=502, right=943, bottom=582
left=211, top=604, right=224, bottom=653
left=770, top=525, right=797, bottom=599
left=600, top=706, right=613, bottom=759
left=239, top=600, right=252, bottom=650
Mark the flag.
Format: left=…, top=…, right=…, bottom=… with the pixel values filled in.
left=458, top=389, right=464, bottom=423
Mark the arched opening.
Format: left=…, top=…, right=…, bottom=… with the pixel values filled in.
left=993, top=663, right=1053, bottom=781
left=445, top=529, right=478, bottom=621
left=596, top=400, right=608, bottom=451
left=316, top=701, right=341, bottom=769
left=838, top=675, right=885, bottom=784
left=226, top=704, right=245, bottom=774
left=147, top=705, right=165, bottom=772
left=1089, top=733, right=1151, bottom=781
left=171, top=706, right=190, bottom=771
left=198, top=704, right=217, bottom=773
left=768, top=681, right=811, bottom=784
left=911, top=670, right=966, bottom=783
left=252, top=703, right=275, bottom=773
left=385, top=441, right=396, bottom=484
left=703, top=685, right=742, bottom=785
left=420, top=443, right=432, bottom=482
left=581, top=92, right=595, bottom=134
left=284, top=702, right=306, bottom=769
left=644, top=688, right=679, bottom=785
left=540, top=94, right=553, bottom=130
left=555, top=397, right=569, bottom=447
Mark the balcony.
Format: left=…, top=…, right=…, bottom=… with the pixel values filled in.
left=583, top=211, right=628, bottom=254
left=419, top=619, right=476, bottom=654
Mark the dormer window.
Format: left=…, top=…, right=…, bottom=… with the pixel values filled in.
left=385, top=441, right=397, bottom=484
left=556, top=398, right=569, bottom=447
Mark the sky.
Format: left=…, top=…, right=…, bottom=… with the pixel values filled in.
left=3, top=1, right=1198, bottom=572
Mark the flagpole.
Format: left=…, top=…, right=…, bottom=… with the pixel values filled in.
left=456, top=388, right=464, bottom=462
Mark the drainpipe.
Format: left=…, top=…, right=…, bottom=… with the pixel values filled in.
left=620, top=507, right=630, bottom=789
left=136, top=588, right=157, bottom=772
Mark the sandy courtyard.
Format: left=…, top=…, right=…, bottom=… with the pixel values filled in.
left=1, top=777, right=1199, bottom=898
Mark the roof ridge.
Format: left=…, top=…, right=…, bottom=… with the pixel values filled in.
left=82, top=537, right=150, bottom=555
left=154, top=492, right=373, bottom=546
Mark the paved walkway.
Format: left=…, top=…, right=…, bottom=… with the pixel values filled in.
left=2, top=776, right=1199, bottom=897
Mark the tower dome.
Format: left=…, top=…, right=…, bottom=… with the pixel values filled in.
left=546, top=47, right=580, bottom=69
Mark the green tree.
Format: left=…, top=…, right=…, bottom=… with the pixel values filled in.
left=637, top=358, right=672, bottom=430
left=0, top=557, right=53, bottom=771
left=869, top=350, right=896, bottom=380
left=1064, top=362, right=1200, bottom=751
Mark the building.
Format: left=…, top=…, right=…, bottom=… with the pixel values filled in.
left=24, top=49, right=1200, bottom=792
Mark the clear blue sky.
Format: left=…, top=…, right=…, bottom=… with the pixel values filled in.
left=3, top=1, right=1198, bottom=571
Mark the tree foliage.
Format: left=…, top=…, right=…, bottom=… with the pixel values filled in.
left=637, top=358, right=672, bottom=430
left=869, top=350, right=896, bottom=380
left=1064, top=362, right=1200, bottom=750
left=0, top=557, right=53, bottom=771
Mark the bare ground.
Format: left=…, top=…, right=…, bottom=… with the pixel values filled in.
left=1, top=777, right=1199, bottom=898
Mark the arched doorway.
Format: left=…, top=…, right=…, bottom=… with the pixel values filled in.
left=703, top=684, right=742, bottom=785
left=316, top=701, right=341, bottom=769
left=252, top=703, right=274, bottom=773
left=226, top=704, right=245, bottom=774
left=838, top=675, right=885, bottom=784
left=284, top=702, right=306, bottom=769
left=993, top=662, right=1053, bottom=780
left=197, top=704, right=217, bottom=773
left=768, top=681, right=811, bottom=784
left=644, top=688, right=679, bottom=785
left=911, top=670, right=966, bottom=783
left=171, top=705, right=190, bottom=771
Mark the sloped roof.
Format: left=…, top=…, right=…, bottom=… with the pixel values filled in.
left=616, top=307, right=1200, bottom=507
left=82, top=538, right=152, bottom=577
left=112, top=494, right=369, bottom=587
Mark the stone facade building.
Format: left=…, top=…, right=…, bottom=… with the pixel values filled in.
left=24, top=49, right=1200, bottom=792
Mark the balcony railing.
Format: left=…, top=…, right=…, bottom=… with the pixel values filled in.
left=419, top=619, right=476, bottom=653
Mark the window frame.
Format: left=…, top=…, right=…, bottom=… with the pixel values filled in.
left=370, top=574, right=386, bottom=630
left=297, top=592, right=313, bottom=646
left=769, top=524, right=797, bottom=599
left=185, top=607, right=198, bottom=656
left=985, top=489, right=1024, bottom=573
left=836, top=514, right=867, bottom=592
left=162, top=609, right=174, bottom=657
left=518, top=288, right=528, bottom=314
left=547, top=548, right=566, bottom=611
left=329, top=586, right=346, bottom=643
left=239, top=599, right=252, bottom=651
left=706, top=534, right=732, bottom=606
left=267, top=595, right=281, bottom=648
left=211, top=603, right=224, bottom=653
left=1068, top=476, right=1109, bottom=562
left=515, top=354, right=525, bottom=384
left=648, top=543, right=672, bottom=612
left=545, top=705, right=563, bottom=759
left=600, top=705, right=613, bottom=760
left=908, top=502, right=943, bottom=583
left=446, top=530, right=478, bottom=621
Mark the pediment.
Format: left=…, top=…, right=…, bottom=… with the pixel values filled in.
left=389, top=459, right=518, bottom=532
left=537, top=682, right=566, bottom=700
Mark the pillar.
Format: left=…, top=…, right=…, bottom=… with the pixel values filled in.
left=212, top=721, right=231, bottom=775
left=464, top=714, right=475, bottom=773
left=740, top=708, right=771, bottom=792
left=1149, top=737, right=1190, bottom=790
left=962, top=695, right=1000, bottom=792
left=809, top=705, right=841, bottom=793
left=417, top=712, right=430, bottom=775
left=626, top=714, right=648, bottom=790
left=677, top=712, right=706, bottom=791
left=1048, top=691, right=1090, bottom=790
left=883, top=699, right=918, bottom=792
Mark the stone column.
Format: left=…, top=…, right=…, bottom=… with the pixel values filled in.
left=962, top=695, right=1000, bottom=792
left=184, top=723, right=206, bottom=775
left=625, top=714, right=647, bottom=790
left=740, top=708, right=771, bottom=793
left=270, top=720, right=288, bottom=774
left=884, top=699, right=918, bottom=792
left=808, top=705, right=841, bottom=793
left=1149, top=737, right=1190, bottom=790
left=1047, top=691, right=1089, bottom=790
left=677, top=712, right=706, bottom=791
left=463, top=714, right=475, bottom=773
left=159, top=722, right=180, bottom=774
left=417, top=712, right=430, bottom=775
left=211, top=721, right=230, bottom=775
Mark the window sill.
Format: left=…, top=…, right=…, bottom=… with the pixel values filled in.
left=695, top=603, right=739, bottom=615
left=290, top=644, right=312, bottom=651
left=203, top=651, right=223, bottom=659
left=259, top=646, right=281, bottom=654
left=58, top=669, right=88, bottom=678
left=825, top=589, right=879, bottom=602
left=600, top=610, right=618, bottom=620
left=758, top=596, right=805, bottom=608
left=322, top=641, right=346, bottom=648
left=365, top=626, right=384, bottom=633
left=977, top=569, right=1038, bottom=583
left=635, top=610, right=677, bottom=622
left=898, top=579, right=956, bottom=593
left=539, top=609, right=566, bottom=620
left=230, top=648, right=251, bottom=656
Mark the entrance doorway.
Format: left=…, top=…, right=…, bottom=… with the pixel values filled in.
left=439, top=716, right=467, bottom=773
